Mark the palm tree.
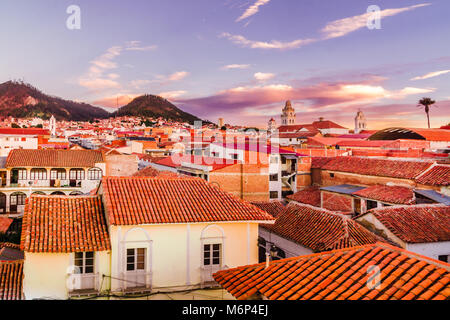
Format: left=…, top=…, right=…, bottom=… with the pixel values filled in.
left=418, top=97, right=436, bottom=128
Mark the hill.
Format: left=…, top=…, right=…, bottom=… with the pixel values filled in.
left=0, top=81, right=110, bottom=121
left=112, top=94, right=201, bottom=124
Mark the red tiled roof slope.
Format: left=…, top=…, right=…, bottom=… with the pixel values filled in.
left=21, top=196, right=110, bottom=253
left=263, top=203, right=380, bottom=251
left=213, top=243, right=450, bottom=300
left=132, top=166, right=180, bottom=178
left=287, top=187, right=321, bottom=207
left=310, top=157, right=334, bottom=169
left=102, top=177, right=275, bottom=225
left=6, top=149, right=105, bottom=168
left=251, top=201, right=285, bottom=218
left=367, top=204, right=450, bottom=243
left=353, top=185, right=415, bottom=205
left=0, top=260, right=23, bottom=300
left=416, top=165, right=450, bottom=186
left=321, top=157, right=433, bottom=179
left=0, top=217, right=13, bottom=233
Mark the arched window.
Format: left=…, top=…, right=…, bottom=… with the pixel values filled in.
left=50, top=168, right=66, bottom=180
left=10, top=192, right=26, bottom=212
left=88, top=168, right=103, bottom=180
left=32, top=191, right=46, bottom=195
left=30, top=168, right=47, bottom=180
left=51, top=191, right=65, bottom=195
left=69, top=191, right=83, bottom=196
left=69, top=169, right=85, bottom=180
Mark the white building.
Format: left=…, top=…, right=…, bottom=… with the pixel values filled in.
left=356, top=204, right=450, bottom=262
left=0, top=128, right=49, bottom=157
left=354, top=110, right=367, bottom=134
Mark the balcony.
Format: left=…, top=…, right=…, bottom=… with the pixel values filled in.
left=68, top=273, right=100, bottom=298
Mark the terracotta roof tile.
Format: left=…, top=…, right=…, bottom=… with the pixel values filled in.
left=6, top=149, right=105, bottom=168
left=0, top=260, right=23, bottom=300
left=21, top=195, right=110, bottom=253
left=365, top=204, right=450, bottom=243
left=251, top=201, right=286, bottom=218
left=213, top=243, right=450, bottom=300
left=353, top=185, right=415, bottom=205
left=262, top=203, right=380, bottom=252
left=321, top=157, right=433, bottom=179
left=102, top=177, right=275, bottom=225
left=0, top=217, right=13, bottom=233
left=132, top=166, right=181, bottom=178
left=287, top=187, right=321, bottom=207
left=416, top=165, right=450, bottom=186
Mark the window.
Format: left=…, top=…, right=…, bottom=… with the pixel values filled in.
left=127, top=248, right=146, bottom=271
left=70, top=169, right=85, bottom=180
left=270, top=174, right=279, bottom=182
left=281, top=157, right=287, bottom=165
left=30, top=168, right=47, bottom=180
left=231, top=153, right=239, bottom=160
left=88, top=168, right=103, bottom=180
left=17, top=169, right=27, bottom=180
left=10, top=192, right=26, bottom=206
left=438, top=255, right=448, bottom=263
left=203, top=244, right=221, bottom=266
left=74, top=252, right=94, bottom=274
left=367, top=200, right=378, bottom=210
left=270, top=191, right=279, bottom=199
left=329, top=173, right=335, bottom=178
left=50, top=169, right=66, bottom=180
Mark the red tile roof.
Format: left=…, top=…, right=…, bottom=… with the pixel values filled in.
left=156, top=155, right=240, bottom=171
left=363, top=204, right=450, bottom=244
left=213, top=243, right=450, bottom=300
left=6, top=149, right=105, bottom=168
left=21, top=195, right=110, bottom=253
left=251, top=201, right=286, bottom=218
left=0, top=128, right=50, bottom=136
left=310, top=157, right=334, bottom=169
left=132, top=166, right=181, bottom=178
left=0, top=217, right=13, bottom=233
left=0, top=243, right=24, bottom=261
left=353, top=185, right=415, bottom=205
left=312, top=120, right=347, bottom=130
left=102, top=177, right=275, bottom=226
left=321, top=157, right=433, bottom=179
left=263, top=203, right=380, bottom=252
left=0, top=260, right=23, bottom=300
left=416, top=165, right=450, bottom=186
left=287, top=187, right=321, bottom=207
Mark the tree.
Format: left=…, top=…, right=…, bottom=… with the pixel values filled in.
left=418, top=97, right=436, bottom=129
left=11, top=123, right=21, bottom=128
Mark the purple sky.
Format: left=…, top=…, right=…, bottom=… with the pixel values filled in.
left=0, top=0, right=449, bottom=129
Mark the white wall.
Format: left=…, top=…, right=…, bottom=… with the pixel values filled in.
left=259, top=227, right=313, bottom=258
left=109, top=222, right=260, bottom=292
left=406, top=241, right=450, bottom=261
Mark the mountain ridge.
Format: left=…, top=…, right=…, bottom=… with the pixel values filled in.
left=0, top=81, right=202, bottom=123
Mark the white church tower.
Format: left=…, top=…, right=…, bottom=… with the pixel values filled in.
left=354, top=110, right=367, bottom=134
left=268, top=118, right=276, bottom=133
left=49, top=115, right=57, bottom=136
left=281, top=100, right=296, bottom=125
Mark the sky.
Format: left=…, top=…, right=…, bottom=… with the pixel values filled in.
left=0, top=0, right=449, bottom=129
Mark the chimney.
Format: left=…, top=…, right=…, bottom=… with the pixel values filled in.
left=319, top=117, right=324, bottom=122
left=265, top=253, right=271, bottom=269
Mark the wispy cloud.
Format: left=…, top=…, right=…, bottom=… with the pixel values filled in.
left=321, top=3, right=431, bottom=39
left=166, top=71, right=190, bottom=82
left=223, top=3, right=431, bottom=50
left=221, top=64, right=251, bottom=70
left=236, top=0, right=271, bottom=22
left=158, top=90, right=187, bottom=99
left=254, top=72, right=275, bottom=81
left=92, top=93, right=140, bottom=108
left=220, top=32, right=315, bottom=50
left=411, top=69, right=450, bottom=80
left=79, top=42, right=157, bottom=90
